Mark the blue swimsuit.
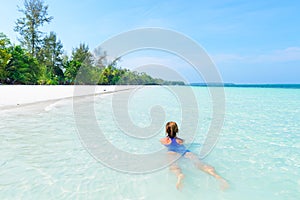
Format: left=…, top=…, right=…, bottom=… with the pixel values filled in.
left=165, top=137, right=190, bottom=155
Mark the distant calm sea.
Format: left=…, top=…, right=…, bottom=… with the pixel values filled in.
left=0, top=86, right=299, bottom=200
left=191, top=83, right=300, bottom=89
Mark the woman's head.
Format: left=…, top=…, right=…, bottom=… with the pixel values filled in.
left=165, top=121, right=178, bottom=138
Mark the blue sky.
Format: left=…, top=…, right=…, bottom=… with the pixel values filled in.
left=1, top=0, right=300, bottom=83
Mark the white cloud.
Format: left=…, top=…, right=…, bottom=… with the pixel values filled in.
left=210, top=53, right=245, bottom=63
left=117, top=54, right=197, bottom=82
left=256, top=47, right=300, bottom=62
left=211, top=47, right=300, bottom=64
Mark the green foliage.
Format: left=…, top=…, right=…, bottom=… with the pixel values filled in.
left=75, top=64, right=101, bottom=85
left=0, top=31, right=185, bottom=85
left=116, top=69, right=164, bottom=85
left=0, top=33, right=12, bottom=83
left=14, top=0, right=53, bottom=57
left=63, top=60, right=81, bottom=84
left=98, top=65, right=124, bottom=85
left=72, top=43, right=93, bottom=65
left=38, top=32, right=64, bottom=84
left=116, top=70, right=147, bottom=85
left=64, top=43, right=95, bottom=84
left=6, top=45, right=41, bottom=84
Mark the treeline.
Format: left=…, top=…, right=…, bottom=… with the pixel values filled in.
left=0, top=0, right=185, bottom=86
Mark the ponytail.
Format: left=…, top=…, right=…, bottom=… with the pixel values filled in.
left=165, top=121, right=178, bottom=139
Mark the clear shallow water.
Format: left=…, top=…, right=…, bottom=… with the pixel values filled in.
left=1, top=86, right=300, bottom=199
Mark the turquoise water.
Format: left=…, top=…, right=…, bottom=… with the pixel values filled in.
left=1, top=86, right=300, bottom=199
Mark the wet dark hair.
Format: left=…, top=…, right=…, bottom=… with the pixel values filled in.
left=165, top=121, right=178, bottom=139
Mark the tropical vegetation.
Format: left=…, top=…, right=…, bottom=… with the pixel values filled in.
left=0, top=0, right=184, bottom=86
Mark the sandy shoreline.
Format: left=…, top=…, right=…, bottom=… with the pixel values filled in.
left=0, top=85, right=136, bottom=107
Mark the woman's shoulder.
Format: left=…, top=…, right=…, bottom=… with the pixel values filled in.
left=160, top=137, right=171, bottom=145
left=175, top=137, right=184, bottom=144
left=160, top=137, right=184, bottom=145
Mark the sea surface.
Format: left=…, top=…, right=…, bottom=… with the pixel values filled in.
left=0, top=86, right=299, bottom=200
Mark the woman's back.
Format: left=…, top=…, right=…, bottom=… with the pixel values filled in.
left=161, top=137, right=189, bottom=155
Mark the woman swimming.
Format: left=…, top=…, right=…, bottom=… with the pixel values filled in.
left=160, top=121, right=229, bottom=190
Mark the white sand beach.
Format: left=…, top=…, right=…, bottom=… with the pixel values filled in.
left=0, top=85, right=135, bottom=107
